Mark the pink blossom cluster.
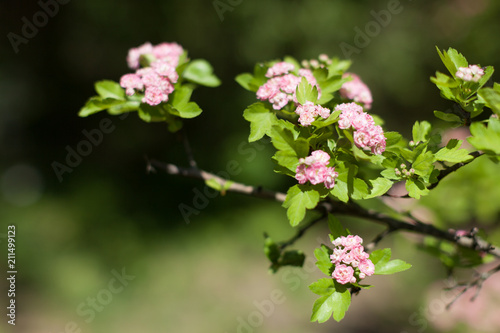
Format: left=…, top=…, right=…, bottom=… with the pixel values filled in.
left=336, top=102, right=386, bottom=155
left=330, top=235, right=375, bottom=285
left=119, top=42, right=184, bottom=106
left=456, top=65, right=485, bottom=82
left=295, top=150, right=338, bottom=189
left=295, top=101, right=331, bottom=126
left=256, top=62, right=321, bottom=110
left=340, top=73, right=373, bottom=109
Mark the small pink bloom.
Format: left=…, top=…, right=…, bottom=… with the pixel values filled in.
left=120, top=73, right=144, bottom=96
left=340, top=73, right=373, bottom=109
left=266, top=62, right=295, bottom=78
left=256, top=82, right=279, bottom=101
left=270, top=92, right=289, bottom=110
left=295, top=164, right=308, bottom=184
left=456, top=65, right=484, bottom=82
left=341, top=235, right=363, bottom=250
left=127, top=42, right=153, bottom=70
left=358, top=259, right=375, bottom=277
left=333, top=264, right=355, bottom=285
left=143, top=86, right=168, bottom=106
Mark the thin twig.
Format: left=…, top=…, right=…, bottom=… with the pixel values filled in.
left=445, top=262, right=500, bottom=309
left=180, top=129, right=198, bottom=169
left=279, top=214, right=327, bottom=250
left=364, top=227, right=395, bottom=252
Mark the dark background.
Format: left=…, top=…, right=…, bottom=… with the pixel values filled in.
left=1, top=0, right=500, bottom=332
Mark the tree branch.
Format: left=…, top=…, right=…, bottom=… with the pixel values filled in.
left=148, top=159, right=499, bottom=258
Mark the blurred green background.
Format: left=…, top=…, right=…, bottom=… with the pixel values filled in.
left=1, top=0, right=500, bottom=332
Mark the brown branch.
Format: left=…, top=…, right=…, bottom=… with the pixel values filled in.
left=279, top=214, right=327, bottom=250
left=148, top=159, right=500, bottom=258
left=427, top=151, right=484, bottom=191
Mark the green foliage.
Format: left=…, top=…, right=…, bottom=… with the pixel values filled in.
left=79, top=55, right=220, bottom=132
left=296, top=77, right=319, bottom=105
left=309, top=278, right=351, bottom=322
left=282, top=185, right=320, bottom=227
left=369, top=248, right=412, bottom=275
left=468, top=117, right=500, bottom=155
left=264, top=235, right=305, bottom=273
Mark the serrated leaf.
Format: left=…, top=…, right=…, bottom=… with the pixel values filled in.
left=183, top=59, right=221, bottom=87
left=405, top=178, right=429, bottom=199
left=309, top=279, right=351, bottom=322
left=468, top=117, right=500, bottom=155
left=95, top=80, right=125, bottom=100
left=365, top=177, right=393, bottom=199
left=384, top=131, right=403, bottom=147
left=243, top=103, right=278, bottom=142
left=312, top=109, right=341, bottom=128
left=436, top=46, right=468, bottom=78
left=412, top=121, right=432, bottom=143
left=478, top=87, right=500, bottom=116
left=412, top=151, right=435, bottom=177
left=283, top=185, right=320, bottom=227
left=270, top=125, right=308, bottom=156
left=330, top=167, right=349, bottom=202
left=314, top=245, right=333, bottom=276
left=435, top=139, right=473, bottom=163
left=296, top=77, right=318, bottom=105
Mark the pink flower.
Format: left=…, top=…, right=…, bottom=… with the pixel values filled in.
left=120, top=73, right=144, bottom=96
left=295, top=150, right=338, bottom=189
left=333, top=264, right=356, bottom=284
left=341, top=235, right=363, bottom=249
left=456, top=65, right=484, bottom=82
left=295, top=102, right=331, bottom=127
left=143, top=86, right=168, bottom=106
left=358, top=259, right=375, bottom=277
left=151, top=60, right=179, bottom=83
left=330, top=247, right=347, bottom=265
left=336, top=102, right=386, bottom=155
left=351, top=245, right=369, bottom=261
left=152, top=42, right=184, bottom=65
left=340, top=73, right=373, bottom=109
left=266, top=62, right=295, bottom=78
left=126, top=42, right=153, bottom=69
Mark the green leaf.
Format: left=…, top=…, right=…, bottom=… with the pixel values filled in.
left=95, top=80, right=125, bottom=100
left=243, top=103, right=278, bottom=142
left=270, top=125, right=308, bottom=156
left=370, top=248, right=411, bottom=275
left=108, top=100, right=141, bottom=115
left=79, top=97, right=125, bottom=117
left=412, top=151, right=435, bottom=178
left=327, top=214, right=348, bottom=239
left=433, top=110, right=462, bottom=123
left=435, top=139, right=473, bottom=163
left=138, top=103, right=167, bottom=122
left=310, top=279, right=351, bottom=322
left=311, top=110, right=341, bottom=128
left=264, top=235, right=280, bottom=264
left=405, top=178, right=429, bottom=199
left=296, top=77, right=318, bottom=105
left=314, top=245, right=333, bottom=276
left=384, top=131, right=403, bottom=147
left=280, top=250, right=305, bottom=267
left=235, top=73, right=254, bottom=91
left=330, top=167, right=349, bottom=203
left=478, top=87, right=500, bottom=116
left=365, top=177, right=393, bottom=199
left=183, top=59, right=221, bottom=87
left=436, top=46, right=468, bottom=78
left=412, top=121, right=432, bottom=143
left=283, top=185, right=320, bottom=227
left=468, top=117, right=500, bottom=155
left=169, top=85, right=203, bottom=119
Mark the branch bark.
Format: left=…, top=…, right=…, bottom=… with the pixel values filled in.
left=147, top=159, right=499, bottom=258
